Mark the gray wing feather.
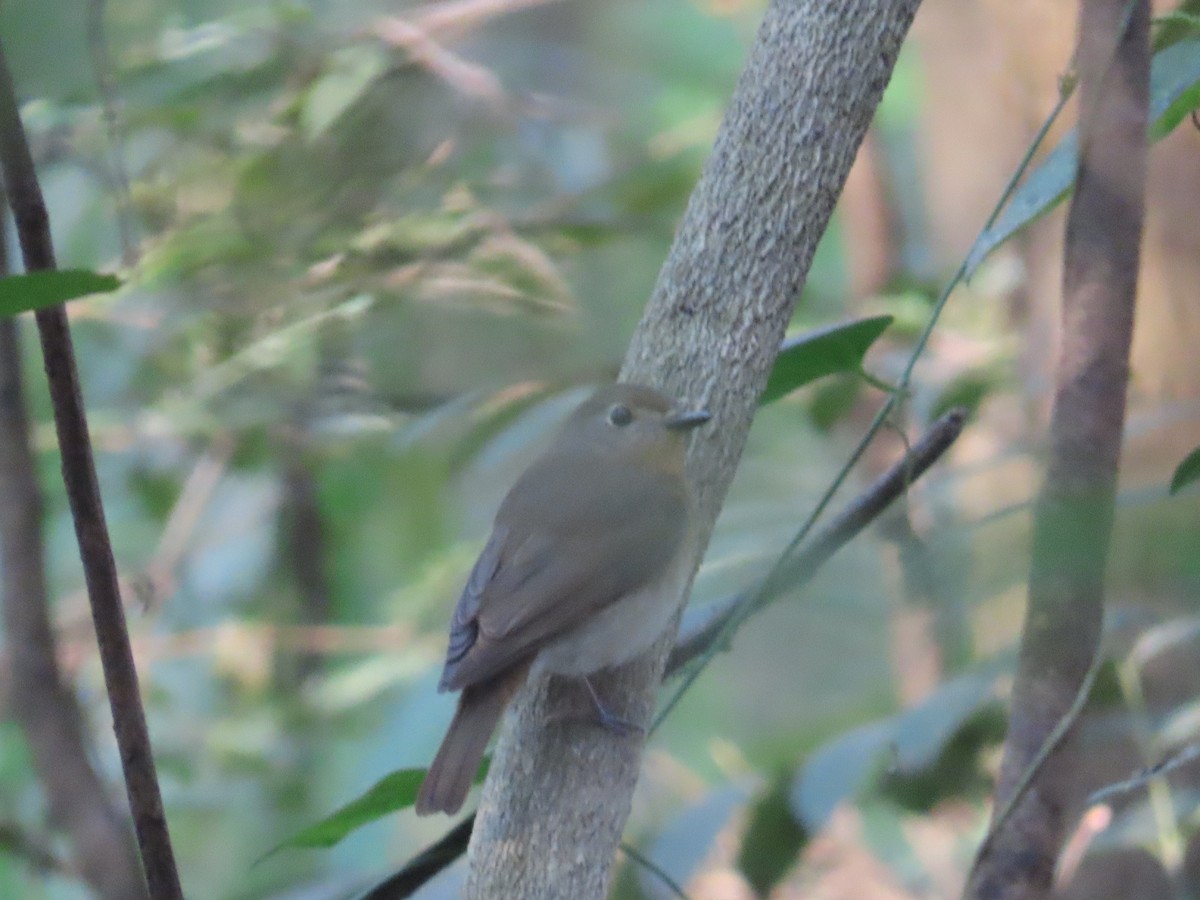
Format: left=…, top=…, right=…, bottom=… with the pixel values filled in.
left=437, top=451, right=686, bottom=691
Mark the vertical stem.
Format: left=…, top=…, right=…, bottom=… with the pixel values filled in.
left=966, top=2, right=1149, bottom=897
left=0, top=41, right=183, bottom=900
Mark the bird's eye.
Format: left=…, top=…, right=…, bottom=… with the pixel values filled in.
left=607, top=404, right=633, bottom=427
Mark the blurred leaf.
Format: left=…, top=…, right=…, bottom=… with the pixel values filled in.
left=301, top=45, right=389, bottom=141
left=880, top=704, right=1006, bottom=812
left=930, top=367, right=1001, bottom=421
left=1158, top=697, right=1200, bottom=746
left=1169, top=445, right=1200, bottom=494
left=790, top=670, right=999, bottom=831
left=737, top=773, right=808, bottom=896
left=639, top=785, right=748, bottom=898
left=1154, top=1, right=1200, bottom=51
left=858, top=799, right=931, bottom=892
left=966, top=38, right=1200, bottom=277
left=266, top=761, right=486, bottom=857
left=445, top=383, right=554, bottom=471
left=761, top=315, right=893, bottom=405
left=1149, top=36, right=1200, bottom=139
left=806, top=373, right=862, bottom=431
left=613, top=157, right=701, bottom=218
left=0, top=270, right=119, bottom=317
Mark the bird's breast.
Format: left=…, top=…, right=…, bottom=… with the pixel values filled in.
left=531, top=535, right=695, bottom=678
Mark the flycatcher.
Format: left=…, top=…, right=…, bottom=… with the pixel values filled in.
left=415, top=382, right=708, bottom=815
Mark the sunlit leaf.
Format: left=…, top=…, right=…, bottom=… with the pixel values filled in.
left=0, top=270, right=120, bottom=317
left=966, top=38, right=1200, bottom=277
left=265, top=761, right=487, bottom=858
left=761, top=315, right=893, bottom=405
left=1169, top=445, right=1200, bottom=494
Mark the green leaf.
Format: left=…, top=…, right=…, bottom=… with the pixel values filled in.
left=737, top=772, right=808, bottom=896
left=966, top=38, right=1200, bottom=277
left=264, top=760, right=487, bottom=858
left=0, top=270, right=120, bottom=317
left=301, top=45, right=388, bottom=141
left=1150, top=36, right=1200, bottom=139
left=761, top=315, right=893, bottom=405
left=1169, top=445, right=1200, bottom=494
left=1153, top=2, right=1200, bottom=52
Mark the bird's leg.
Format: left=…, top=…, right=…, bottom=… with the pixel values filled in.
left=581, top=676, right=644, bottom=736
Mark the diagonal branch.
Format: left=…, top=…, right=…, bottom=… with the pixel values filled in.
left=0, top=40, right=182, bottom=900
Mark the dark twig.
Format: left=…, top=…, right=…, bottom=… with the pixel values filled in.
left=379, top=408, right=966, bottom=896
left=358, top=815, right=475, bottom=899
left=0, top=41, right=182, bottom=899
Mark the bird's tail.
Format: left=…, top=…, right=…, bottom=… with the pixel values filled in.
left=415, top=662, right=530, bottom=816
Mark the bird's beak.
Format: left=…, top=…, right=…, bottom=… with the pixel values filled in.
left=664, top=409, right=711, bottom=431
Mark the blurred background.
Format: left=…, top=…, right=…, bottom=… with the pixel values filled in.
left=1, top=0, right=1199, bottom=897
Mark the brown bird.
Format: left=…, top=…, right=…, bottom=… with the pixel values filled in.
left=415, top=383, right=709, bottom=816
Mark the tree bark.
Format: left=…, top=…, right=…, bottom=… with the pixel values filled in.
left=965, top=2, right=1149, bottom=898
left=463, top=1, right=923, bottom=896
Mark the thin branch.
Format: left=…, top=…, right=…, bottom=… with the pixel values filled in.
left=1087, top=743, right=1200, bottom=806
left=618, top=843, right=692, bottom=900
left=963, top=646, right=1107, bottom=892
left=358, top=815, right=475, bottom=899
left=663, top=408, right=966, bottom=684
left=138, top=434, right=232, bottom=611
left=411, top=0, right=566, bottom=40
left=0, top=40, right=182, bottom=900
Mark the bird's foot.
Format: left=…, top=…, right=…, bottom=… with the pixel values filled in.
left=582, top=676, right=645, bottom=737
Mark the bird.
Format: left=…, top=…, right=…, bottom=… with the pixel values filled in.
left=414, top=382, right=709, bottom=816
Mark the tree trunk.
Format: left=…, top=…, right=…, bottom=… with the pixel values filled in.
left=965, top=1, right=1149, bottom=897
left=463, top=1, right=924, bottom=896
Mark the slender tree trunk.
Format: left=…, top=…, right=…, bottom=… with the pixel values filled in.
left=464, top=1, right=924, bottom=896
left=966, top=2, right=1149, bottom=897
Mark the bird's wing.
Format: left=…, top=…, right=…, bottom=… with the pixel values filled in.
left=437, top=452, right=687, bottom=691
